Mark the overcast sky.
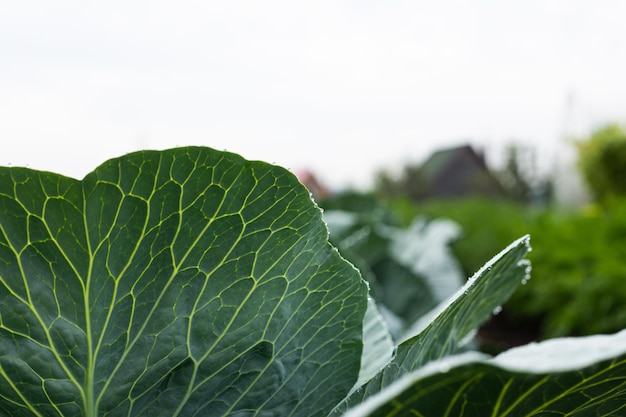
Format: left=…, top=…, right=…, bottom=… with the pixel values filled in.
left=2, top=1, right=625, bottom=189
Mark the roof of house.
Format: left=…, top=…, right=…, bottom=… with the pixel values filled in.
left=417, top=144, right=505, bottom=199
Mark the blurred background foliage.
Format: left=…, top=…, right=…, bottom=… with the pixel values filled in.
left=316, top=122, right=626, bottom=353
left=577, top=124, right=626, bottom=205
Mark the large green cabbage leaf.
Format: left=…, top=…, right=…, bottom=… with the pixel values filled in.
left=0, top=147, right=368, bottom=416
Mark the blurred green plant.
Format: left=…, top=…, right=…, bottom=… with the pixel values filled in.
left=384, top=195, right=626, bottom=340
left=496, top=143, right=552, bottom=204
left=577, top=124, right=626, bottom=204
left=385, top=197, right=530, bottom=277
left=509, top=198, right=626, bottom=338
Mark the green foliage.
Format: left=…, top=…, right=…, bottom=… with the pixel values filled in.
left=386, top=197, right=530, bottom=277
left=388, top=196, right=626, bottom=340
left=496, top=143, right=552, bottom=204
left=577, top=124, right=626, bottom=203
left=1, top=147, right=626, bottom=416
left=509, top=200, right=626, bottom=338
left=374, top=163, right=425, bottom=201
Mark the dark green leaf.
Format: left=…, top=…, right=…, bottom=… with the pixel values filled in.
left=0, top=147, right=368, bottom=417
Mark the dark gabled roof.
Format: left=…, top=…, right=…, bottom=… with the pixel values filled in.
left=417, top=144, right=506, bottom=199
left=420, top=144, right=485, bottom=179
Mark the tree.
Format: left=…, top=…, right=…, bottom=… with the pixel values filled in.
left=577, top=124, right=626, bottom=203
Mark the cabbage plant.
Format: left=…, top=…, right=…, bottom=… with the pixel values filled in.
left=0, top=147, right=625, bottom=416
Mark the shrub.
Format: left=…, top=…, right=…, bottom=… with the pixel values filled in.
left=577, top=123, right=626, bottom=203
left=509, top=199, right=626, bottom=337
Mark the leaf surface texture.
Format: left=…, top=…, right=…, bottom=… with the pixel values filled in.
left=0, top=147, right=368, bottom=417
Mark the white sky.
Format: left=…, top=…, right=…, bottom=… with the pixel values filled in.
left=2, top=1, right=625, bottom=190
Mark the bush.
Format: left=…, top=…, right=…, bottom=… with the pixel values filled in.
left=508, top=199, right=626, bottom=338
left=577, top=124, right=626, bottom=203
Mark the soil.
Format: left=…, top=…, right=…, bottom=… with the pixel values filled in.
left=477, top=309, right=544, bottom=355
